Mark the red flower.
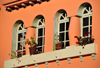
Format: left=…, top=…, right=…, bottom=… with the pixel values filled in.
left=83, top=39, right=85, bottom=41
left=77, top=38, right=79, bottom=40
left=16, top=50, right=18, bottom=52
left=81, top=44, right=83, bottom=46
left=87, top=32, right=90, bottom=34
left=85, top=34, right=87, bottom=36
left=23, top=52, right=25, bottom=54
left=89, top=38, right=91, bottom=40
left=74, top=36, right=77, bottom=38
left=80, top=36, right=82, bottom=39
left=83, top=35, right=86, bottom=37
left=76, top=42, right=78, bottom=44
left=90, top=28, right=92, bottom=30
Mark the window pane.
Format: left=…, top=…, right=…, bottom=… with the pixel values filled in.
left=19, top=27, right=22, bottom=30
left=60, top=16, right=64, bottom=20
left=90, top=27, right=92, bottom=36
left=59, top=33, right=64, bottom=41
left=24, top=32, right=26, bottom=39
left=83, top=27, right=88, bottom=36
left=83, top=10, right=88, bottom=14
left=60, top=23, right=65, bottom=31
left=39, top=22, right=42, bottom=25
left=35, top=47, right=42, bottom=54
left=18, top=33, right=23, bottom=41
left=62, top=42, right=64, bottom=48
left=23, top=51, right=26, bottom=55
left=38, top=28, right=43, bottom=36
left=17, top=51, right=22, bottom=58
left=66, top=32, right=69, bottom=40
left=66, top=22, right=70, bottom=30
left=38, top=37, right=42, bottom=46
left=21, top=41, right=25, bottom=49
left=18, top=42, right=23, bottom=50
left=83, top=17, right=89, bottom=26
left=90, top=16, right=92, bottom=25
left=65, top=42, right=69, bottom=47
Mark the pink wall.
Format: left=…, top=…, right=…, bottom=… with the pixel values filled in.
left=0, top=0, right=100, bottom=68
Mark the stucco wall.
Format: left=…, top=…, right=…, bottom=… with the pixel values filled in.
left=0, top=0, right=100, bottom=68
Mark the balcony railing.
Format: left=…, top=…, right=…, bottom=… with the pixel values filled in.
left=4, top=43, right=97, bottom=68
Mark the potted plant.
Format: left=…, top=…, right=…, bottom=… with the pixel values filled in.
left=55, top=35, right=63, bottom=50
left=74, top=31, right=95, bottom=49
left=26, top=36, right=36, bottom=55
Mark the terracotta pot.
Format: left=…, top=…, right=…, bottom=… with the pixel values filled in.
left=56, top=43, right=62, bottom=50
left=29, top=46, right=36, bottom=55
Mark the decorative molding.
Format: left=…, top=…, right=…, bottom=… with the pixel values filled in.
left=56, top=60, right=60, bottom=65
left=45, top=61, right=49, bottom=67
left=35, top=63, right=38, bottom=68
left=79, top=56, right=83, bottom=62
left=67, top=58, right=71, bottom=63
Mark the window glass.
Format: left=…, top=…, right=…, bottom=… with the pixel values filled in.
left=83, top=27, right=88, bottom=36
left=38, top=37, right=42, bottom=46
left=60, top=16, right=64, bottom=20
left=66, top=42, right=69, bottom=47
left=59, top=33, right=64, bottom=41
left=66, top=32, right=69, bottom=40
left=83, top=10, right=88, bottom=14
left=90, top=16, right=92, bottom=25
left=83, top=17, right=89, bottom=26
left=66, top=22, right=69, bottom=30
left=18, top=33, right=23, bottom=41
left=38, top=28, right=43, bottom=36
left=60, top=23, right=65, bottom=31
left=39, top=22, right=42, bottom=25
left=90, top=27, right=92, bottom=36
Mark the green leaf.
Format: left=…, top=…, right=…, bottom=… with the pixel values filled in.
left=26, top=39, right=29, bottom=43
left=30, top=37, right=34, bottom=39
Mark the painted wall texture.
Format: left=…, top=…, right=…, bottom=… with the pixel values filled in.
left=0, top=0, right=100, bottom=68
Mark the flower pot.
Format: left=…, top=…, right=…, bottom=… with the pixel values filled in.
left=56, top=43, right=62, bottom=50
left=29, top=46, right=36, bottom=55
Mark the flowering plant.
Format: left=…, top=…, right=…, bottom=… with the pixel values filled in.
left=74, top=32, right=95, bottom=46
left=11, top=50, right=26, bottom=59
left=26, top=37, right=36, bottom=47
left=56, top=35, right=62, bottom=43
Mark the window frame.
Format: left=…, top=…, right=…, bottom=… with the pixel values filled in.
left=16, top=24, right=27, bottom=57
left=81, top=6, right=92, bottom=37
left=36, top=18, right=45, bottom=53
left=58, top=13, right=70, bottom=47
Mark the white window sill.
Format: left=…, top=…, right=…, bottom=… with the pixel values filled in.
left=4, top=43, right=97, bottom=68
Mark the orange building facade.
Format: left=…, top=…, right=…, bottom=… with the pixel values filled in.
left=0, top=0, right=100, bottom=68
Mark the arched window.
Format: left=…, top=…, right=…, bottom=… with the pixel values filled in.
left=11, top=20, right=27, bottom=59
left=53, top=10, right=70, bottom=50
left=17, top=23, right=27, bottom=57
left=81, top=4, right=92, bottom=37
left=58, top=12, right=70, bottom=47
left=33, top=15, right=45, bottom=53
left=36, top=17, right=45, bottom=53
